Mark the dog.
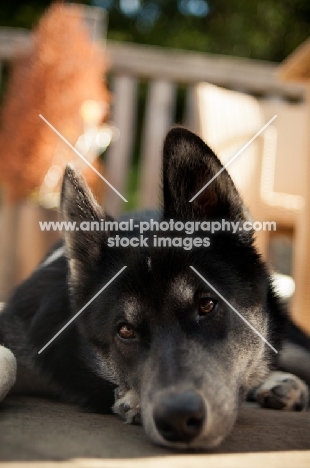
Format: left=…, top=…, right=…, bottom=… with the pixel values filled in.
left=0, top=127, right=308, bottom=449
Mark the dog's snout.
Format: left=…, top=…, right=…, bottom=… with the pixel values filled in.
left=153, top=391, right=205, bottom=443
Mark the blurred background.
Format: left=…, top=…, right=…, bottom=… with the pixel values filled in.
left=0, top=1, right=309, bottom=338
left=0, top=0, right=309, bottom=60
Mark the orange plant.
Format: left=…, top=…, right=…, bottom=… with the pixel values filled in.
left=0, top=2, right=109, bottom=202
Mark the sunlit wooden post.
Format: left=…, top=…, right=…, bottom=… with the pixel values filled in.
left=278, top=39, right=310, bottom=335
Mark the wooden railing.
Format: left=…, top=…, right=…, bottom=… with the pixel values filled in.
left=0, top=26, right=306, bottom=217
left=0, top=27, right=305, bottom=97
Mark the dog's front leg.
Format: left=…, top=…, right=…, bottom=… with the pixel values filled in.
left=112, top=386, right=141, bottom=424
left=0, top=345, right=17, bottom=401
left=255, top=371, right=309, bottom=411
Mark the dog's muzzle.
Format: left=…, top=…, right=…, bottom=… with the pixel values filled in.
left=153, top=390, right=205, bottom=443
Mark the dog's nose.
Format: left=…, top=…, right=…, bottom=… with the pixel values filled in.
left=153, top=390, right=205, bottom=443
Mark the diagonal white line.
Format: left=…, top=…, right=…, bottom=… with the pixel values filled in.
left=38, top=266, right=127, bottom=354
left=189, top=115, right=277, bottom=202
left=39, top=114, right=128, bottom=203
left=190, top=266, right=278, bottom=354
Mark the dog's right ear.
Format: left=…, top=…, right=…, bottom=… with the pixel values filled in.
left=60, top=165, right=109, bottom=285
left=162, top=127, right=249, bottom=224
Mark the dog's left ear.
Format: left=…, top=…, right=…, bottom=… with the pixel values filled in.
left=60, top=165, right=109, bottom=284
left=163, top=127, right=249, bottom=223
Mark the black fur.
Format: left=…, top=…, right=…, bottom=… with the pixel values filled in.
left=0, top=127, right=297, bottom=449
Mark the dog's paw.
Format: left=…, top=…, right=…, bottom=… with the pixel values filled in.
left=0, top=345, right=17, bottom=401
left=112, top=387, right=141, bottom=424
left=255, top=371, right=309, bottom=411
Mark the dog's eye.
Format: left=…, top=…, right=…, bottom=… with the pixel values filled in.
left=118, top=324, right=136, bottom=340
left=199, top=298, right=217, bottom=315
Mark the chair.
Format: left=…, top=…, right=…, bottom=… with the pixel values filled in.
left=195, top=82, right=310, bottom=334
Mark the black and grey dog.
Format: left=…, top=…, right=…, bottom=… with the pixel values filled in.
left=0, top=127, right=308, bottom=449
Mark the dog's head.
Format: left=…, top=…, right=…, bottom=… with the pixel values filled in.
left=60, top=127, right=283, bottom=449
